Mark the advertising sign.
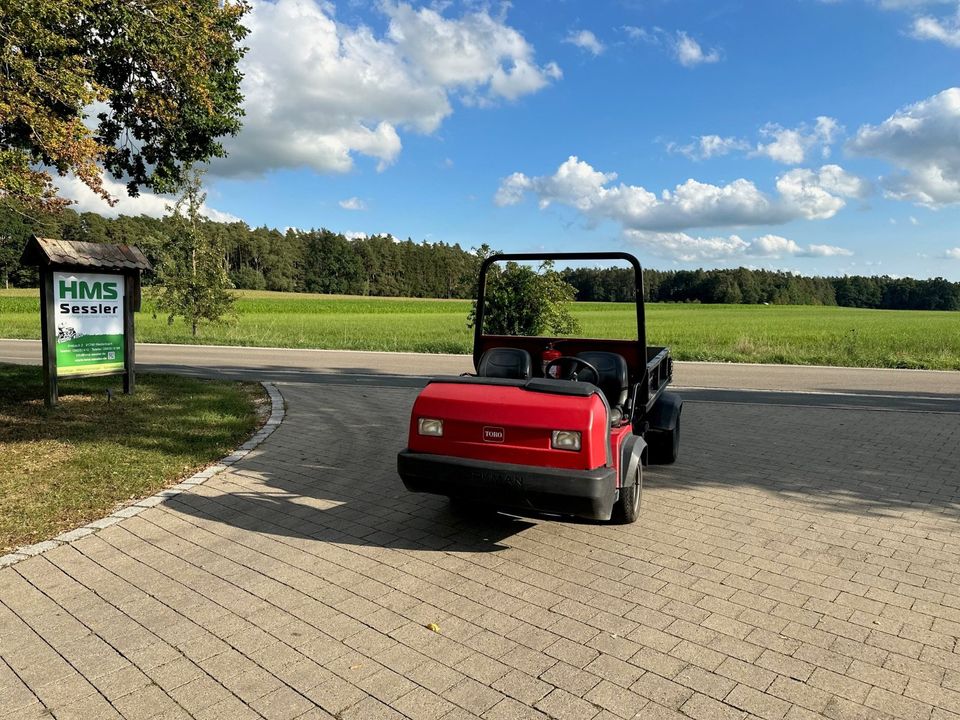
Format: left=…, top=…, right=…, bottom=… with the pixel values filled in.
left=52, top=272, right=125, bottom=376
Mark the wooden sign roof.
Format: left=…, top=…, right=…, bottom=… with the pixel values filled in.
left=20, top=236, right=153, bottom=271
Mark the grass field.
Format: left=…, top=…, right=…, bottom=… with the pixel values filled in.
left=2, top=288, right=958, bottom=369
left=0, top=364, right=264, bottom=552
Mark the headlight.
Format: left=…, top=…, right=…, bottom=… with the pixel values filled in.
left=551, top=430, right=581, bottom=451
left=418, top=418, right=444, bottom=437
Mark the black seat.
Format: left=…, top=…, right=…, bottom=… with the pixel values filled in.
left=478, top=348, right=532, bottom=380
left=577, top=351, right=629, bottom=423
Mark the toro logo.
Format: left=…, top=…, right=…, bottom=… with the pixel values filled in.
left=483, top=426, right=505, bottom=443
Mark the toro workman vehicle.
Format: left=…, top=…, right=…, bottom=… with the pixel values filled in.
left=397, top=252, right=681, bottom=523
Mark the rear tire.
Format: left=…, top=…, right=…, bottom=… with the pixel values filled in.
left=648, top=417, right=680, bottom=464
left=613, top=464, right=642, bottom=524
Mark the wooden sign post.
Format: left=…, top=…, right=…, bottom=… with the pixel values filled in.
left=21, top=237, right=152, bottom=407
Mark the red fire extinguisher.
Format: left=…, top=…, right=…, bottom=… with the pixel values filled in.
left=542, top=343, right=562, bottom=377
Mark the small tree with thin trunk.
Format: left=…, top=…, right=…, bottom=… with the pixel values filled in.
left=154, top=169, right=234, bottom=336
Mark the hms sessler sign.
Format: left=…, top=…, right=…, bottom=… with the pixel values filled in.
left=53, top=272, right=125, bottom=376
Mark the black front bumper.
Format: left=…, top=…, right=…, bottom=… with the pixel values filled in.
left=397, top=450, right=617, bottom=521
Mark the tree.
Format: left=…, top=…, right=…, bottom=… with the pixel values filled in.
left=0, top=0, right=248, bottom=211
left=470, top=260, right=581, bottom=336
left=301, top=230, right=364, bottom=295
left=0, top=205, right=30, bottom=288
left=154, top=169, right=234, bottom=336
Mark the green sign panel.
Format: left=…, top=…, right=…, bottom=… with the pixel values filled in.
left=53, top=272, right=124, bottom=376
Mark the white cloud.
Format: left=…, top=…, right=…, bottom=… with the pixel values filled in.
left=564, top=29, right=605, bottom=55
left=56, top=175, right=238, bottom=222
left=848, top=87, right=960, bottom=206
left=745, top=235, right=852, bottom=258
left=623, top=230, right=852, bottom=262
left=339, top=197, right=366, bottom=211
left=212, top=0, right=559, bottom=178
left=674, top=31, right=721, bottom=67
left=753, top=116, right=841, bottom=164
left=624, top=26, right=721, bottom=67
left=823, top=0, right=960, bottom=45
left=911, top=6, right=960, bottom=46
left=624, top=231, right=748, bottom=262
left=495, top=156, right=866, bottom=232
left=943, top=247, right=960, bottom=258
left=494, top=171, right=533, bottom=207
left=807, top=243, right=855, bottom=256
left=748, top=234, right=804, bottom=256
left=623, top=26, right=657, bottom=42
left=668, top=135, right=749, bottom=160
left=667, top=116, right=840, bottom=164
left=775, top=165, right=870, bottom=221
left=910, top=215, right=920, bottom=224
left=813, top=163, right=872, bottom=196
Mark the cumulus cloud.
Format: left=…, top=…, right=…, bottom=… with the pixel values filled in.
left=494, top=172, right=533, bottom=207
left=339, top=197, right=366, bottom=211
left=911, top=5, right=960, bottom=46
left=623, top=26, right=721, bottom=67
left=211, top=0, right=559, bottom=178
left=944, top=247, right=960, bottom=258
left=564, top=29, right=605, bottom=55
left=667, top=116, right=841, bottom=164
left=622, top=231, right=852, bottom=262
left=623, top=231, right=747, bottom=262
left=753, top=116, right=841, bottom=164
left=495, top=156, right=866, bottom=232
left=807, top=243, right=855, bottom=256
left=667, top=135, right=749, bottom=161
left=825, top=0, right=960, bottom=47
left=56, top=175, right=237, bottom=222
left=848, top=87, right=960, bottom=206
left=775, top=165, right=871, bottom=220
left=674, top=32, right=721, bottom=66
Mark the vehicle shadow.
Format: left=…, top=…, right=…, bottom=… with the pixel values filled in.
left=164, top=383, right=536, bottom=553
left=168, top=379, right=960, bottom=554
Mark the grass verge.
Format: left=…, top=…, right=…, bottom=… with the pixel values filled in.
left=0, top=364, right=266, bottom=552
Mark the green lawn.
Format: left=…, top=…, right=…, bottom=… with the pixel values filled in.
left=2, top=288, right=959, bottom=369
left=0, top=364, right=265, bottom=552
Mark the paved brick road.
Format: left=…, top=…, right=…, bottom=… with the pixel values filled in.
left=2, top=381, right=960, bottom=720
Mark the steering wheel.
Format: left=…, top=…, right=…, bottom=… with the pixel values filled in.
left=544, top=356, right=600, bottom=385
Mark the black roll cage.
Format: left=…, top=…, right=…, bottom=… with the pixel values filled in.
left=473, top=251, right=646, bottom=366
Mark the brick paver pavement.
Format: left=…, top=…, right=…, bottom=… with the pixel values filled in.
left=2, top=381, right=960, bottom=720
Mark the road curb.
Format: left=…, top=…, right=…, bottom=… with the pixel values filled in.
left=0, top=382, right=285, bottom=569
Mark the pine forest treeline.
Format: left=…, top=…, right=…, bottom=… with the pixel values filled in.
left=1, top=208, right=958, bottom=310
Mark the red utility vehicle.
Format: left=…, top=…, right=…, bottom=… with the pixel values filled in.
left=397, top=252, right=681, bottom=523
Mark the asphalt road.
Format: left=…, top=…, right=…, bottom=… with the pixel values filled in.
left=2, top=339, right=959, bottom=401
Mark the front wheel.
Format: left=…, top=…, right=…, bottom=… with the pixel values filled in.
left=612, top=464, right=642, bottom=524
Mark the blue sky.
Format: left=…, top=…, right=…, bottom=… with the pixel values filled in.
left=64, top=0, right=960, bottom=279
